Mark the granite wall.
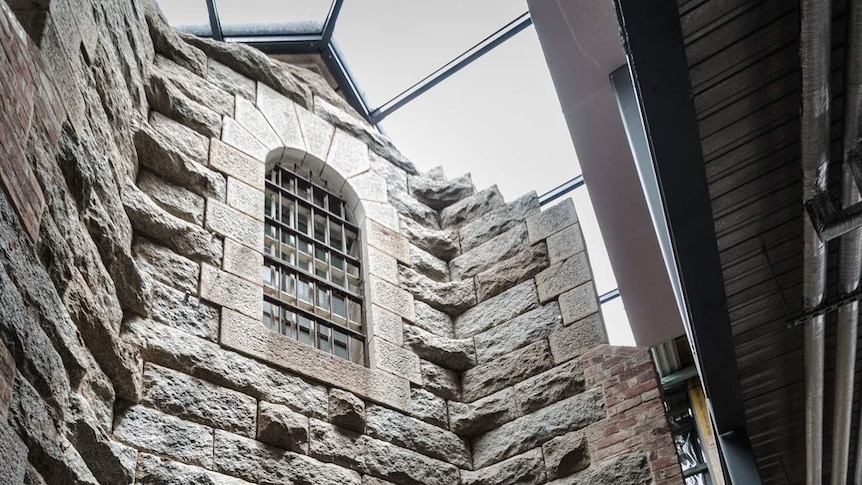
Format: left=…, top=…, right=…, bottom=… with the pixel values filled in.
left=0, top=0, right=683, bottom=483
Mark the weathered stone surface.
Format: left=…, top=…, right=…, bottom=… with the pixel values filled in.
left=472, top=388, right=605, bottom=468
left=456, top=280, right=539, bottom=338
left=543, top=431, right=590, bottom=480
left=440, top=185, right=505, bottom=228
left=257, top=83, right=305, bottom=153
left=399, top=217, right=460, bottom=261
left=369, top=277, right=416, bottom=322
left=0, top=341, right=14, bottom=419
left=420, top=360, right=460, bottom=401
left=207, top=59, right=256, bottom=101
left=409, top=172, right=474, bottom=210
left=475, top=243, right=550, bottom=301
left=144, top=0, right=206, bottom=76
left=536, top=253, right=593, bottom=303
left=123, top=318, right=328, bottom=419
left=235, top=95, right=282, bottom=149
left=514, top=359, right=586, bottom=415
left=0, top=418, right=27, bottom=485
left=350, top=170, right=389, bottom=204
left=222, top=237, right=263, bottom=284
left=135, top=122, right=225, bottom=200
left=547, top=454, right=650, bottom=485
left=222, top=116, right=269, bottom=161
left=473, top=303, right=562, bottom=364
left=327, top=129, right=371, bottom=179
left=549, top=313, right=607, bottom=364
left=547, top=223, right=585, bottom=264
left=370, top=151, right=408, bottom=193
left=559, top=282, right=599, bottom=325
left=461, top=448, right=546, bottom=485
left=205, top=197, right=264, bottom=251
left=389, top=189, right=439, bottom=228
left=142, top=363, right=257, bottom=437
left=366, top=404, right=471, bottom=468
left=362, top=201, right=400, bottom=231
left=410, top=388, right=448, bottom=429
left=309, top=419, right=366, bottom=471
left=154, top=55, right=234, bottom=116
left=147, top=67, right=222, bottom=138
left=527, top=199, right=578, bottom=244
left=398, top=265, right=476, bottom=315
left=370, top=305, right=404, bottom=346
left=450, top=223, right=530, bottom=280
left=150, top=281, right=219, bottom=341
left=462, top=341, right=555, bottom=403
left=410, top=244, right=449, bottom=281
left=123, top=181, right=221, bottom=264
left=213, top=430, right=361, bottom=484
left=65, top=398, right=139, bottom=485
left=199, top=264, right=262, bottom=320
left=133, top=238, right=200, bottom=294
left=362, top=476, right=396, bottom=485
left=208, top=138, right=265, bottom=189
left=296, top=104, right=335, bottom=161
left=226, top=176, right=264, bottom=222
left=461, top=192, right=541, bottom=252
left=368, top=246, right=398, bottom=284
left=369, top=337, right=421, bottom=384
left=137, top=453, right=253, bottom=485
left=257, top=401, right=309, bottom=453
left=113, top=405, right=214, bottom=468
left=138, top=170, right=205, bottom=226
left=148, top=111, right=210, bottom=165
left=449, top=388, right=518, bottom=438
left=329, top=388, right=366, bottom=433
left=404, top=324, right=476, bottom=371
left=367, top=220, right=411, bottom=264
left=23, top=464, right=48, bottom=485
left=362, top=436, right=461, bottom=485
left=413, top=300, right=453, bottom=338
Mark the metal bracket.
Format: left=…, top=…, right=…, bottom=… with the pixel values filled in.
left=785, top=286, right=862, bottom=328
left=805, top=146, right=862, bottom=241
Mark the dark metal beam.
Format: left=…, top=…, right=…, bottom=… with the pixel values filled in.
left=369, top=13, right=533, bottom=124
left=322, top=44, right=372, bottom=121
left=615, top=0, right=762, bottom=482
left=538, top=175, right=584, bottom=206
left=321, top=0, right=344, bottom=44
left=205, top=0, right=224, bottom=42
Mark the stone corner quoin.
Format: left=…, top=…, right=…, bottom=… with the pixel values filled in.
left=0, top=2, right=682, bottom=485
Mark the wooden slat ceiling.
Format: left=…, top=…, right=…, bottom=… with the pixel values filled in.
left=678, top=0, right=852, bottom=482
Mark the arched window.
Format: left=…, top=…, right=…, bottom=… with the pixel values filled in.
left=262, top=164, right=365, bottom=365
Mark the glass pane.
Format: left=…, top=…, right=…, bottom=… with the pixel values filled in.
left=262, top=301, right=275, bottom=331
left=281, top=199, right=295, bottom=228
left=313, top=187, right=326, bottom=209
left=568, top=187, right=618, bottom=294
left=316, top=286, right=330, bottom=314
left=333, top=329, right=349, bottom=360
left=331, top=254, right=345, bottom=272
left=348, top=300, right=362, bottom=329
left=281, top=309, right=296, bottom=338
left=330, top=198, right=343, bottom=218
left=297, top=179, right=310, bottom=200
left=379, top=26, right=580, bottom=202
left=329, top=222, right=343, bottom=252
left=298, top=315, right=313, bottom=345
left=314, top=214, right=327, bottom=243
left=317, top=324, right=330, bottom=353
left=297, top=205, right=311, bottom=235
left=281, top=233, right=296, bottom=265
left=297, top=276, right=313, bottom=309
left=331, top=293, right=347, bottom=322
left=216, top=0, right=333, bottom=36
left=155, top=0, right=211, bottom=36
left=265, top=189, right=277, bottom=219
left=281, top=271, right=296, bottom=298
left=349, top=337, right=364, bottom=365
left=345, top=228, right=359, bottom=258
left=334, top=0, right=528, bottom=106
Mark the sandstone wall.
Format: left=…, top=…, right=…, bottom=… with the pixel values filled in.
left=0, top=0, right=683, bottom=483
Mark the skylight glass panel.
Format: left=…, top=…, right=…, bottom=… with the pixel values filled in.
left=601, top=298, right=634, bottom=346
left=335, top=0, right=527, bottom=107
left=378, top=26, right=580, bottom=201
left=156, top=0, right=211, bottom=36
left=216, top=0, right=334, bottom=36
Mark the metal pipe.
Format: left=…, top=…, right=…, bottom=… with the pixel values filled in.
left=800, top=0, right=832, bottom=482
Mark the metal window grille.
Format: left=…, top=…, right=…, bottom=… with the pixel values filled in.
left=262, top=165, right=365, bottom=365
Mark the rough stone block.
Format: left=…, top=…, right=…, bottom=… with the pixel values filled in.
left=462, top=341, right=554, bottom=403
left=420, top=360, right=460, bottom=401
left=409, top=172, right=474, bottom=210
left=226, top=176, right=264, bottom=222
left=410, top=388, right=448, bottom=429
left=449, top=223, right=529, bottom=280
left=208, top=59, right=256, bottom=101
left=200, top=264, right=262, bottom=319
left=222, top=237, right=263, bottom=284
left=362, top=436, right=461, bottom=485
left=366, top=405, right=471, bottom=468
left=256, top=82, right=305, bottom=154
left=133, top=238, right=200, bottom=294
left=297, top=104, right=336, bottom=162
left=137, top=453, right=253, bottom=485
left=548, top=313, right=607, bottom=364
left=370, top=305, right=403, bottom=346
left=471, top=388, right=605, bottom=468
left=325, top=129, right=370, bottom=179
left=410, top=244, right=449, bottom=281
left=461, top=448, right=546, bottom=485
left=142, top=363, right=257, bottom=437
left=473, top=303, right=563, bottom=364
left=403, top=323, right=476, bottom=371
left=455, top=280, right=539, bottom=338
left=369, top=150, right=408, bottom=193
left=547, top=454, right=650, bottom=485
left=123, top=317, right=328, bottom=419
left=0, top=418, right=27, bottom=484
left=205, top=198, right=264, bottom=251
left=349, top=170, right=388, bottom=203
left=536, top=253, right=592, bottom=303
left=388, top=189, right=439, bottom=228
left=235, top=95, right=282, bottom=149
left=461, top=192, right=541, bottom=252
left=399, top=217, right=460, bottom=261
left=150, top=281, right=220, bottom=341
left=559, top=282, right=600, bottom=325
left=150, top=111, right=210, bottom=166
left=514, top=359, right=586, bottom=415
left=361, top=201, right=400, bottom=231
left=137, top=170, right=205, bottom=226
left=398, top=265, right=476, bottom=315
left=526, top=198, right=578, bottom=244
left=257, top=401, right=309, bottom=453
left=369, top=277, right=416, bottom=322
left=222, top=116, right=269, bottom=161
left=213, top=430, right=361, bottom=484
left=209, top=138, right=265, bottom=189
left=0, top=340, right=14, bottom=419
left=367, top=220, right=411, bottom=264
left=547, top=223, right=585, bottom=264
left=309, top=419, right=366, bottom=471
left=542, top=431, right=590, bottom=480
left=413, top=300, right=453, bottom=338
left=475, top=242, right=550, bottom=302
left=449, top=388, right=518, bottom=438
left=368, top=246, right=398, bottom=284
left=329, top=388, right=366, bottom=433
left=369, top=337, right=421, bottom=384
left=113, top=405, right=214, bottom=468
left=440, top=185, right=505, bottom=228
